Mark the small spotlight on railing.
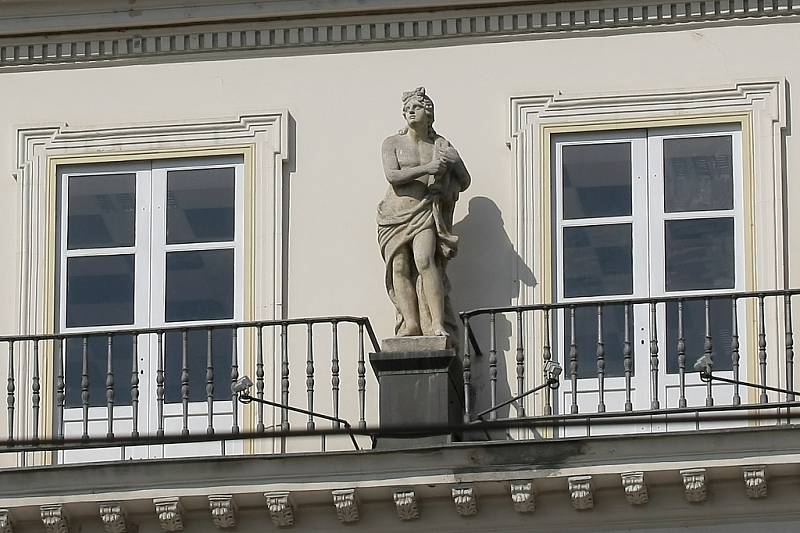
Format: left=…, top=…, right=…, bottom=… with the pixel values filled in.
left=233, top=376, right=254, bottom=395
left=693, top=355, right=712, bottom=377
left=544, top=360, right=563, bottom=381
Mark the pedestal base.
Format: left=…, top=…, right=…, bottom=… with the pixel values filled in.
left=369, top=336, right=464, bottom=449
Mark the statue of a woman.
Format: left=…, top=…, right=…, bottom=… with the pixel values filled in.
left=377, top=87, right=471, bottom=339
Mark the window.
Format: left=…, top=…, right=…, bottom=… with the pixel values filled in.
left=57, top=156, right=244, bottom=457
left=552, top=125, right=744, bottom=412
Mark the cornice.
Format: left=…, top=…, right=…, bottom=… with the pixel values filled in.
left=0, top=0, right=797, bottom=71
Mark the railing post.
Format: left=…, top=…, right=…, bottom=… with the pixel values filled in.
left=257, top=325, right=265, bottom=433
left=6, top=340, right=15, bottom=443
left=181, top=330, right=190, bottom=437
left=32, top=340, right=40, bottom=442
left=56, top=338, right=66, bottom=440
left=206, top=328, right=215, bottom=436
left=649, top=303, right=660, bottom=410
left=703, top=298, right=714, bottom=407
left=596, top=304, right=606, bottom=413
left=488, top=312, right=498, bottom=421
left=462, top=316, right=471, bottom=423
left=331, top=322, right=340, bottom=429
left=677, top=300, right=687, bottom=408
left=731, top=298, right=741, bottom=406
left=542, top=308, right=552, bottom=416
left=515, top=310, right=525, bottom=418
left=569, top=306, right=578, bottom=415
left=231, top=327, right=240, bottom=434
left=305, top=323, right=315, bottom=431
left=106, top=334, right=115, bottom=439
left=758, top=295, right=768, bottom=404
left=357, top=322, right=367, bottom=429
left=131, top=334, right=139, bottom=439
left=785, top=294, right=795, bottom=403
left=81, top=335, right=90, bottom=441
left=156, top=331, right=165, bottom=438
left=623, top=304, right=633, bottom=412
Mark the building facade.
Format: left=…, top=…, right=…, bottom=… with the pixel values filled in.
left=0, top=0, right=798, bottom=530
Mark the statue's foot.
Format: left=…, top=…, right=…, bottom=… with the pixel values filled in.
left=431, top=325, right=449, bottom=337
left=397, top=323, right=422, bottom=336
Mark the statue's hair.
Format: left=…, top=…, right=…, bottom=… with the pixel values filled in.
left=399, top=87, right=437, bottom=137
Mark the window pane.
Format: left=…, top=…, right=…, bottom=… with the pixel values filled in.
left=666, top=299, right=733, bottom=374
left=65, top=334, right=133, bottom=408
left=164, top=328, right=233, bottom=403
left=67, top=173, right=135, bottom=249
left=664, top=136, right=733, bottom=212
left=564, top=224, right=633, bottom=297
left=66, top=255, right=135, bottom=327
left=167, top=167, right=235, bottom=244
left=562, top=143, right=632, bottom=219
left=165, top=250, right=234, bottom=322
left=665, top=218, right=734, bottom=291
left=563, top=304, right=633, bottom=379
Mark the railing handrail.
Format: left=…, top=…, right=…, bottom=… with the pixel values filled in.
left=460, top=288, right=800, bottom=319
left=0, top=315, right=381, bottom=352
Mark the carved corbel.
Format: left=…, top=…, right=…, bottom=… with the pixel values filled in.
left=154, top=497, right=184, bottom=531
left=451, top=485, right=477, bottom=516
left=0, top=509, right=14, bottom=533
left=392, top=489, right=419, bottom=521
left=99, top=502, right=128, bottom=533
left=510, top=480, right=535, bottom=513
left=621, top=472, right=649, bottom=505
left=743, top=466, right=767, bottom=499
left=208, top=495, right=237, bottom=529
left=264, top=492, right=294, bottom=527
left=680, top=468, right=708, bottom=503
left=40, top=504, right=69, bottom=533
left=332, top=489, right=359, bottom=523
left=568, top=475, right=594, bottom=510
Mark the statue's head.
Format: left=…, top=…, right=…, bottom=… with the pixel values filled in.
left=400, top=87, right=436, bottom=136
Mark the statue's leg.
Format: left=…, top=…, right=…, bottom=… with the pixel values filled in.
left=392, top=248, right=422, bottom=336
left=412, top=228, right=447, bottom=336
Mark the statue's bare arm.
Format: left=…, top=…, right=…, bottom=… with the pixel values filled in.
left=382, top=136, right=446, bottom=186
left=440, top=144, right=471, bottom=192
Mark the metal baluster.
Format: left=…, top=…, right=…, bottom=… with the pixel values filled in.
left=623, top=304, right=633, bottom=412
left=596, top=304, right=606, bottom=413
left=704, top=298, right=714, bottom=407
left=32, top=340, right=40, bottom=442
left=331, top=322, right=340, bottom=429
left=677, top=300, right=687, bottom=408
left=206, top=328, right=214, bottom=435
left=569, top=306, right=578, bottom=414
left=649, top=303, right=660, bottom=410
left=106, top=334, right=114, bottom=439
left=305, top=323, right=314, bottom=431
left=156, top=332, right=165, bottom=437
left=7, top=341, right=15, bottom=442
left=257, top=325, right=265, bottom=432
left=785, top=295, right=795, bottom=402
left=357, top=322, right=367, bottom=429
left=231, top=327, right=240, bottom=434
left=542, top=309, right=552, bottom=416
left=488, top=312, right=498, bottom=421
left=731, top=298, right=741, bottom=406
left=181, top=330, right=190, bottom=437
left=131, top=334, right=139, bottom=439
left=280, top=323, right=289, bottom=431
left=758, top=295, right=768, bottom=404
left=55, top=338, right=66, bottom=440
left=463, top=317, right=472, bottom=422
left=515, top=310, right=525, bottom=418
left=81, top=335, right=90, bottom=440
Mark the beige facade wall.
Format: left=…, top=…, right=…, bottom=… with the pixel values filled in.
left=0, top=19, right=797, bottom=449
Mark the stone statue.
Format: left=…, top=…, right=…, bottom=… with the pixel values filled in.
left=377, top=87, right=471, bottom=340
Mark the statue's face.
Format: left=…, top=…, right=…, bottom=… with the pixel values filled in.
left=403, top=100, right=430, bottom=127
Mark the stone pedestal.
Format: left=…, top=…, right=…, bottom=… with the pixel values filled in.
left=369, top=336, right=464, bottom=449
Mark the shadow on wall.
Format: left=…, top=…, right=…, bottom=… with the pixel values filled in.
left=450, top=196, right=536, bottom=424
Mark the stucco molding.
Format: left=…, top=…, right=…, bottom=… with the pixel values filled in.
left=680, top=468, right=708, bottom=503
left=0, top=0, right=797, bottom=70
left=98, top=502, right=128, bottom=533
left=620, top=472, right=649, bottom=505
left=742, top=466, right=767, bottom=499
left=208, top=495, right=237, bottom=529
left=40, top=504, right=69, bottom=533
left=568, top=475, right=594, bottom=510
left=0, top=509, right=13, bottom=533
left=331, top=489, right=359, bottom=523
left=451, top=485, right=477, bottom=516
left=392, top=489, right=419, bottom=521
left=264, top=492, right=294, bottom=527
left=153, top=497, right=184, bottom=531
left=509, top=480, right=535, bottom=512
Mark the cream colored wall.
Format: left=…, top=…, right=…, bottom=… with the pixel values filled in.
left=0, top=20, right=797, bottom=449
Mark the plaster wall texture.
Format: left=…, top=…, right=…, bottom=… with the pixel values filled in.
left=0, top=21, right=797, bottom=450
